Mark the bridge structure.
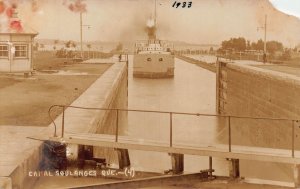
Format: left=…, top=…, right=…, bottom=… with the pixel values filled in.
left=32, top=105, right=300, bottom=187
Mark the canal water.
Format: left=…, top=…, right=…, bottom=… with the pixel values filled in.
left=126, top=56, right=294, bottom=186
left=127, top=56, right=227, bottom=174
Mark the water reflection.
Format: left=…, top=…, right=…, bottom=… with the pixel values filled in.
left=127, top=56, right=228, bottom=174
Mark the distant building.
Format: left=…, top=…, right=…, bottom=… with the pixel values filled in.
left=0, top=11, right=38, bottom=73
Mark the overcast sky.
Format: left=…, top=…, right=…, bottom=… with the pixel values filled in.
left=14, top=0, right=300, bottom=46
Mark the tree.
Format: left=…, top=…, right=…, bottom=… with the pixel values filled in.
left=251, top=39, right=264, bottom=51
left=293, top=47, right=297, bottom=52
left=221, top=37, right=246, bottom=51
left=65, top=41, right=71, bottom=48
left=246, top=40, right=251, bottom=50
left=266, top=41, right=283, bottom=54
left=221, top=40, right=231, bottom=50
left=56, top=48, right=67, bottom=58
left=65, top=40, right=76, bottom=48
left=71, top=42, right=76, bottom=48
left=281, top=49, right=291, bottom=60
left=235, top=37, right=246, bottom=51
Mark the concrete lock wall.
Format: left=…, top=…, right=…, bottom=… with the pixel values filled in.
left=61, top=61, right=128, bottom=164
left=216, top=61, right=300, bottom=149
left=5, top=61, right=128, bottom=189
left=95, top=64, right=128, bottom=135
left=93, top=62, right=128, bottom=165
left=176, top=55, right=216, bottom=72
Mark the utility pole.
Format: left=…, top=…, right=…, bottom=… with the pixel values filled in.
left=154, top=0, right=157, bottom=40
left=79, top=12, right=91, bottom=59
left=154, top=0, right=157, bottom=28
left=263, top=15, right=267, bottom=63
left=80, top=12, right=83, bottom=58
left=258, top=15, right=267, bottom=63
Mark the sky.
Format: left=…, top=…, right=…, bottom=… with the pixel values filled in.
left=269, top=0, right=300, bottom=18
left=6, top=0, right=300, bottom=47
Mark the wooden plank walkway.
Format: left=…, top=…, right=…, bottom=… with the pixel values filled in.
left=31, top=132, right=300, bottom=164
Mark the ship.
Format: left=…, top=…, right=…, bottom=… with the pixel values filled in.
left=133, top=1, right=175, bottom=78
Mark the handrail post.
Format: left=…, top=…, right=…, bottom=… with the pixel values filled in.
left=49, top=105, right=57, bottom=137
left=115, top=109, right=119, bottom=142
left=62, top=106, right=65, bottom=138
left=228, top=116, right=231, bottom=152
left=209, top=156, right=213, bottom=178
left=292, top=120, right=295, bottom=158
left=170, top=112, right=173, bottom=147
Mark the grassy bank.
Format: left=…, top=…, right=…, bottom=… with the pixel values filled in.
left=0, top=59, right=111, bottom=126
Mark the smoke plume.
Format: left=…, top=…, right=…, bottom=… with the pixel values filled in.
left=63, top=0, right=87, bottom=13
left=146, top=18, right=156, bottom=40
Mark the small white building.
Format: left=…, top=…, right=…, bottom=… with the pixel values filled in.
left=0, top=28, right=38, bottom=73
left=0, top=9, right=38, bottom=73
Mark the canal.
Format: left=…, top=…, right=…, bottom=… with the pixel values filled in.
left=34, top=56, right=294, bottom=188
left=127, top=56, right=227, bottom=174
left=126, top=56, right=293, bottom=186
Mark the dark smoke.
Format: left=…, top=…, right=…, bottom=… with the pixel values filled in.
left=146, top=26, right=156, bottom=40
left=145, top=18, right=156, bottom=40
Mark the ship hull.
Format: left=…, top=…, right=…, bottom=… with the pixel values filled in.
left=133, top=54, right=175, bottom=78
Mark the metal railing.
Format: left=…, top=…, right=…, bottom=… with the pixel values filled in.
left=134, top=40, right=174, bottom=53
left=48, top=105, right=299, bottom=158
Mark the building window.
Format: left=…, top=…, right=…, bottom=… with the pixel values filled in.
left=0, top=45, right=8, bottom=58
left=14, top=45, right=28, bottom=58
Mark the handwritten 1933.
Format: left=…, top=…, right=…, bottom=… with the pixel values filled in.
left=172, top=1, right=192, bottom=8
